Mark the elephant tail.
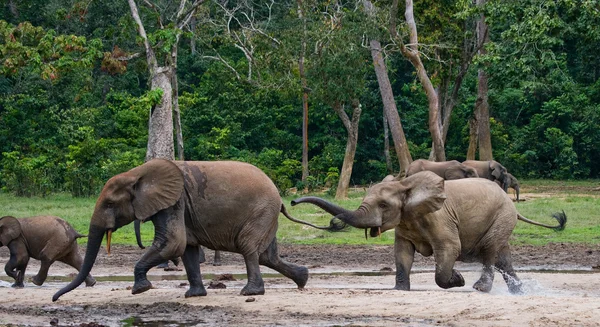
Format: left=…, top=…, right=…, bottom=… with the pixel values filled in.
left=280, top=204, right=333, bottom=230
left=517, top=210, right=567, bottom=231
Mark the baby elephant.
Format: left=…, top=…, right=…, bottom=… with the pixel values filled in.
left=0, top=215, right=96, bottom=288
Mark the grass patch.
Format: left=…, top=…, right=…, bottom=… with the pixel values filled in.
left=0, top=181, right=598, bottom=247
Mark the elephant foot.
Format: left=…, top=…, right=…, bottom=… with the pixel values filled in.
left=31, top=276, right=44, bottom=286
left=240, top=284, right=265, bottom=296
left=85, top=276, right=97, bottom=287
left=212, top=261, right=222, bottom=267
left=508, top=281, right=524, bottom=295
left=11, top=282, right=24, bottom=288
left=132, top=279, right=153, bottom=294
left=292, top=266, right=309, bottom=289
left=436, top=269, right=465, bottom=289
left=185, top=285, right=208, bottom=298
left=473, top=279, right=493, bottom=293
left=393, top=283, right=410, bottom=291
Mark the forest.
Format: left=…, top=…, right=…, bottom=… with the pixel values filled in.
left=1, top=0, right=599, bottom=198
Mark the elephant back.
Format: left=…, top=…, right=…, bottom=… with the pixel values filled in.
left=18, top=216, right=80, bottom=258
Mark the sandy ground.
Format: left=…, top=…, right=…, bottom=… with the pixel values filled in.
left=1, top=243, right=600, bottom=327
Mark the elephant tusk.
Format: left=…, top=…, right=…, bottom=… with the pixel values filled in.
left=377, top=227, right=381, bottom=237
left=106, top=230, right=112, bottom=255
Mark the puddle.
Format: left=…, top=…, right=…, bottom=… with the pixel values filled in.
left=122, top=316, right=201, bottom=327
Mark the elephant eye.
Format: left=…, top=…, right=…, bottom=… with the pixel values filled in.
left=378, top=202, right=388, bottom=209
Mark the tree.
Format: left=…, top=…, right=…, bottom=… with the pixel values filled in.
left=364, top=0, right=413, bottom=175
left=126, top=0, right=203, bottom=161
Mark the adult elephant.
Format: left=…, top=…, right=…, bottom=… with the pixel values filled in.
left=291, top=171, right=566, bottom=294
left=53, top=159, right=327, bottom=301
left=406, top=159, right=479, bottom=180
left=462, top=160, right=509, bottom=192
left=0, top=215, right=96, bottom=288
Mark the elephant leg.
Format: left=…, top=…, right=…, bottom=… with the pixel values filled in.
left=182, top=245, right=207, bottom=298
left=213, top=250, right=222, bottom=266
left=6, top=255, right=28, bottom=288
left=31, top=260, right=53, bottom=286
left=433, top=250, right=464, bottom=289
left=59, top=250, right=96, bottom=287
left=259, top=238, right=308, bottom=289
left=240, top=252, right=265, bottom=296
left=133, top=207, right=186, bottom=295
left=473, top=263, right=495, bottom=293
left=393, top=235, right=415, bottom=291
left=495, top=245, right=523, bottom=294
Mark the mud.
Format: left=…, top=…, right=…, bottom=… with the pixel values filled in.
left=1, top=243, right=600, bottom=326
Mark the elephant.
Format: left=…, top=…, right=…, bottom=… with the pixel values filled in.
left=462, top=160, right=510, bottom=192
left=0, top=215, right=96, bottom=288
left=496, top=173, right=520, bottom=202
left=53, top=159, right=328, bottom=301
left=405, top=159, right=479, bottom=180
left=291, top=171, right=566, bottom=294
left=134, top=220, right=221, bottom=266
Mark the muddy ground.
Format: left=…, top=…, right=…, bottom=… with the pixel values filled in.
left=1, top=241, right=600, bottom=327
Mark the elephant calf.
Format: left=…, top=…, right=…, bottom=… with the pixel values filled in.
left=0, top=215, right=96, bottom=288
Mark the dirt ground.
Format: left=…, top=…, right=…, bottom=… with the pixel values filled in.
left=1, top=241, right=600, bottom=327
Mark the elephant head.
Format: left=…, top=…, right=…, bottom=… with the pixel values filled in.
left=292, top=171, right=447, bottom=237
left=0, top=216, right=21, bottom=247
left=53, top=159, right=184, bottom=301
left=490, top=161, right=509, bottom=192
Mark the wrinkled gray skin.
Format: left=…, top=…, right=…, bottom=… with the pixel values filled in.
left=134, top=220, right=221, bottom=266
left=292, top=171, right=566, bottom=294
left=54, top=159, right=327, bottom=302
left=0, top=215, right=96, bottom=288
left=496, top=173, right=520, bottom=201
left=462, top=160, right=510, bottom=192
left=406, top=159, right=479, bottom=180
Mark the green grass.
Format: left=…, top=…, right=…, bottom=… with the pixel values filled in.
left=1, top=180, right=598, bottom=247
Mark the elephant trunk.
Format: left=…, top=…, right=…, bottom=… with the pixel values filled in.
left=134, top=220, right=145, bottom=249
left=515, top=185, right=520, bottom=201
left=52, top=224, right=105, bottom=301
left=291, top=196, right=380, bottom=230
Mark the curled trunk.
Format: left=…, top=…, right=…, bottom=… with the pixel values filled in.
left=53, top=224, right=104, bottom=301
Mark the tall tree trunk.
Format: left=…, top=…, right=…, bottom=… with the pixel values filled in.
left=298, top=0, right=309, bottom=183
left=333, top=100, right=361, bottom=199
left=476, top=0, right=493, bottom=160
left=466, top=115, right=478, bottom=160
left=172, top=71, right=184, bottom=160
left=363, top=0, right=412, bottom=176
left=146, top=69, right=175, bottom=161
left=400, top=0, right=445, bottom=161
left=383, top=111, right=393, bottom=174
left=370, top=40, right=413, bottom=175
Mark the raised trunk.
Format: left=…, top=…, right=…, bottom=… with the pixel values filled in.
left=291, top=196, right=380, bottom=229
left=52, top=224, right=105, bottom=301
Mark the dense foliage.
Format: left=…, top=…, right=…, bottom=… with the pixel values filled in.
left=0, top=0, right=598, bottom=197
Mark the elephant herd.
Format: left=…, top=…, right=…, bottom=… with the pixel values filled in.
left=0, top=158, right=565, bottom=302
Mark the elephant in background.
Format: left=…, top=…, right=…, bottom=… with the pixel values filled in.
left=0, top=215, right=96, bottom=288
left=406, top=159, right=479, bottom=180
left=462, top=160, right=510, bottom=192
left=134, top=220, right=222, bottom=266
left=292, top=171, right=566, bottom=294
left=54, top=159, right=328, bottom=301
left=496, top=173, right=520, bottom=201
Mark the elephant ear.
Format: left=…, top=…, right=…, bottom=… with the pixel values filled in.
left=399, top=171, right=447, bottom=217
left=490, top=161, right=503, bottom=179
left=129, top=159, right=185, bottom=221
left=0, top=216, right=22, bottom=246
